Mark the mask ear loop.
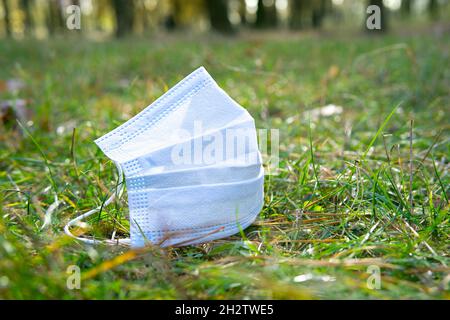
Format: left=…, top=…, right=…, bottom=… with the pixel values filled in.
left=64, top=162, right=131, bottom=246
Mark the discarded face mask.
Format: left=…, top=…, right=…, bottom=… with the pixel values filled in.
left=65, top=66, right=264, bottom=247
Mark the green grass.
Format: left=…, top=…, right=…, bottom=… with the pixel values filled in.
left=0, top=31, right=449, bottom=299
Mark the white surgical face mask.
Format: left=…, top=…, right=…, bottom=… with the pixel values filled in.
left=65, top=67, right=264, bottom=247
left=120, top=117, right=260, bottom=176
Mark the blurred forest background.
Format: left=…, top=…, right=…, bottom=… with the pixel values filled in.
left=0, top=0, right=449, bottom=39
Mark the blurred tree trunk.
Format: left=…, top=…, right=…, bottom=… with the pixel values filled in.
left=428, top=0, right=438, bottom=19
left=255, top=0, right=266, bottom=28
left=255, top=0, right=277, bottom=29
left=289, top=0, right=305, bottom=30
left=165, top=0, right=181, bottom=31
left=368, top=0, right=387, bottom=32
left=312, top=0, right=328, bottom=29
left=134, top=0, right=147, bottom=34
left=2, top=0, right=11, bottom=37
left=47, top=0, right=65, bottom=35
left=111, top=0, right=135, bottom=37
left=205, top=0, right=234, bottom=34
left=20, top=0, right=33, bottom=36
left=94, top=0, right=111, bottom=33
left=266, top=1, right=278, bottom=27
left=401, top=0, right=412, bottom=17
left=238, top=0, right=247, bottom=26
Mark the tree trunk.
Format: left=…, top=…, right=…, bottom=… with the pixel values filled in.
left=255, top=0, right=266, bottom=28
left=238, top=0, right=247, bottom=26
left=164, top=0, right=181, bottom=31
left=255, top=0, right=277, bottom=29
left=401, top=0, right=412, bottom=17
left=111, top=0, right=135, bottom=37
left=47, top=0, right=65, bottom=35
left=312, top=0, right=328, bottom=29
left=20, top=0, right=33, bottom=36
left=2, top=0, right=11, bottom=37
left=205, top=0, right=234, bottom=34
left=428, top=0, right=438, bottom=19
left=289, top=0, right=305, bottom=30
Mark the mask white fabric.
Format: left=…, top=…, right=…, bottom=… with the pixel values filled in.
left=128, top=167, right=264, bottom=247
left=65, top=66, right=264, bottom=247
left=119, top=117, right=260, bottom=176
left=126, top=161, right=262, bottom=189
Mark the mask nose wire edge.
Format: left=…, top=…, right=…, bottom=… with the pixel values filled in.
left=63, top=161, right=130, bottom=246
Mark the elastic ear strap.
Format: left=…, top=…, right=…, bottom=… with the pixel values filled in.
left=64, top=162, right=131, bottom=246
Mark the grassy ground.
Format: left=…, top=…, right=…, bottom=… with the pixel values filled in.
left=0, top=31, right=449, bottom=299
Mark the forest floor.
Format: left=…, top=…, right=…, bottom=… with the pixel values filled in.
left=0, top=31, right=449, bottom=299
